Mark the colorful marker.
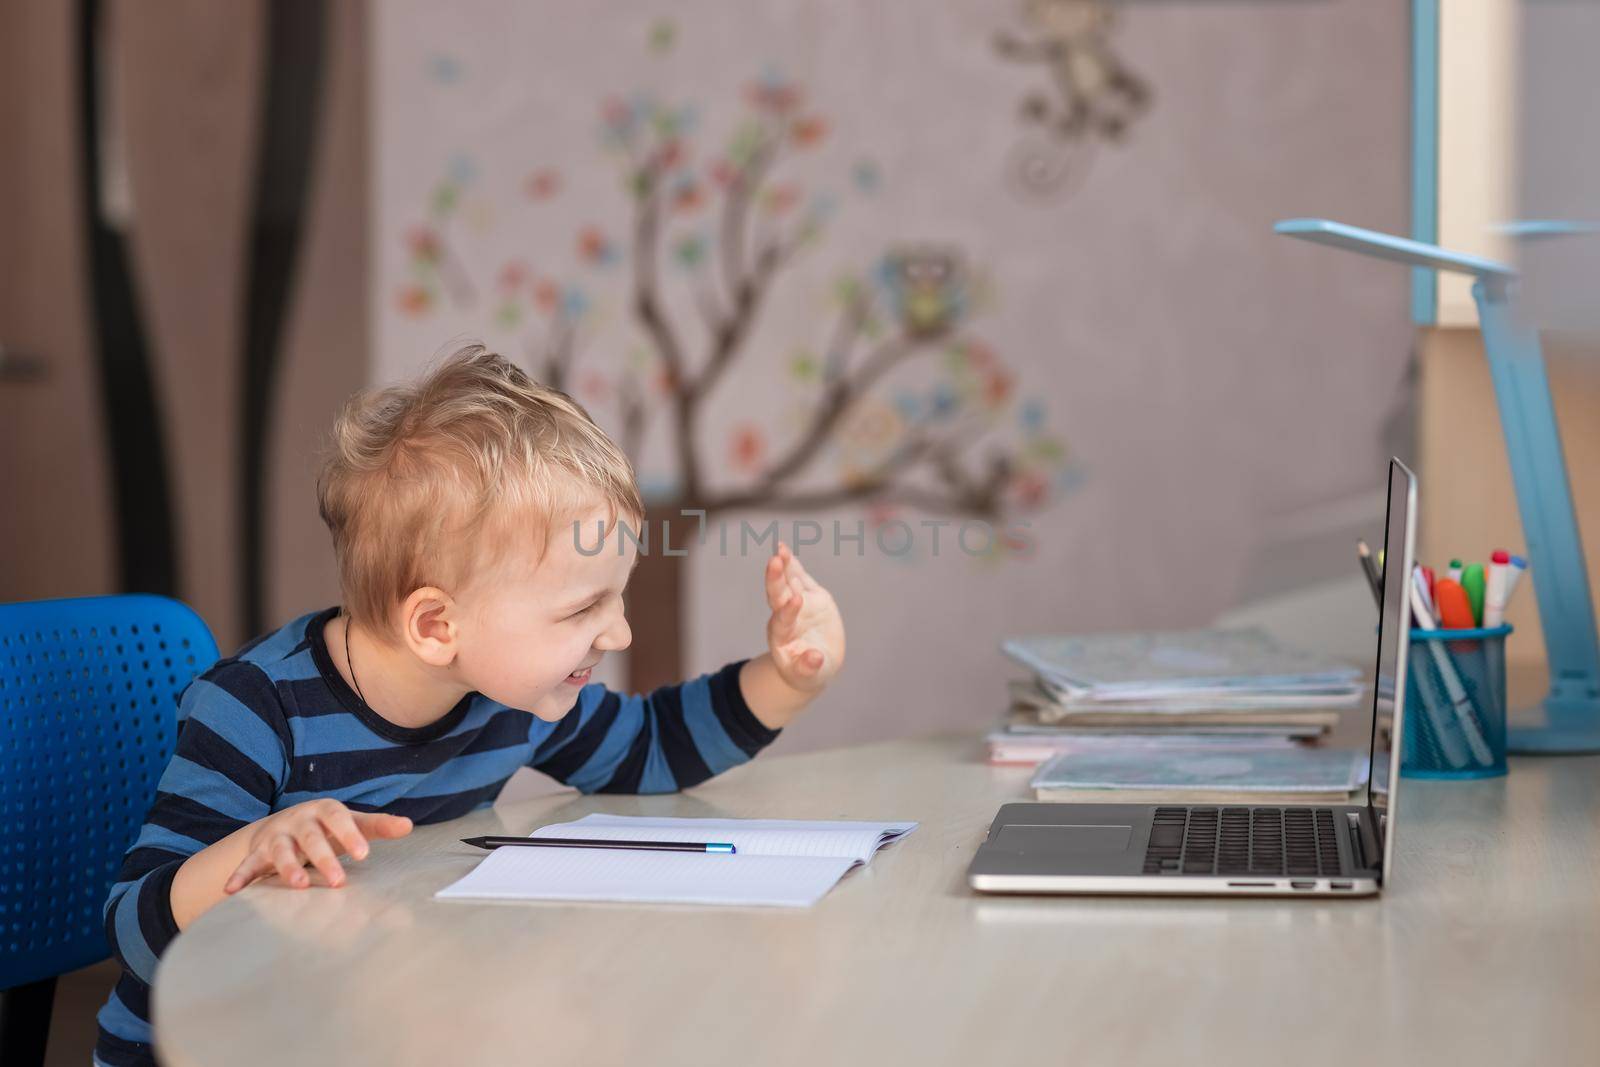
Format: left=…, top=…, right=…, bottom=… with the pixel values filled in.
left=1504, top=554, right=1528, bottom=608
left=1411, top=565, right=1438, bottom=622
left=1484, top=550, right=1511, bottom=627
left=1461, top=563, right=1486, bottom=627
left=1434, top=578, right=1477, bottom=630
left=1421, top=566, right=1437, bottom=602
left=1446, top=559, right=1464, bottom=583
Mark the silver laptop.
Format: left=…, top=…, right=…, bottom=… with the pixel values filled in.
left=968, top=459, right=1415, bottom=898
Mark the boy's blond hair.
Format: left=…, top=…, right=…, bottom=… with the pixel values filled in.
left=318, top=344, right=643, bottom=634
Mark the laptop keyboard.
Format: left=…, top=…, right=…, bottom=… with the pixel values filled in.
left=1142, top=806, right=1347, bottom=877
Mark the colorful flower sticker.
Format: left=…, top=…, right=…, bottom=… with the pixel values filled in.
left=675, top=234, right=706, bottom=268
left=790, top=349, right=819, bottom=382
left=984, top=370, right=1014, bottom=408
left=655, top=138, right=684, bottom=170
left=729, top=424, right=766, bottom=472
left=746, top=77, right=801, bottom=115
left=671, top=177, right=704, bottom=214
left=396, top=285, right=433, bottom=317
left=447, top=154, right=479, bottom=187
left=791, top=116, right=827, bottom=147
left=647, top=19, right=676, bottom=53
left=1056, top=464, right=1087, bottom=493
left=561, top=287, right=590, bottom=319
left=498, top=261, right=530, bottom=293
left=602, top=97, right=632, bottom=135
left=579, top=370, right=611, bottom=403
left=1026, top=435, right=1066, bottom=464
left=866, top=501, right=900, bottom=528
left=761, top=184, right=800, bottom=216
left=427, top=54, right=462, bottom=84
left=627, top=169, right=651, bottom=202
left=524, top=169, right=561, bottom=200
left=406, top=227, right=441, bottom=264
left=841, top=401, right=902, bottom=452
left=1012, top=471, right=1049, bottom=509
left=577, top=226, right=618, bottom=267
left=431, top=182, right=458, bottom=217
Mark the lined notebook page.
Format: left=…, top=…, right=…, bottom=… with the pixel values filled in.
left=435, top=814, right=918, bottom=908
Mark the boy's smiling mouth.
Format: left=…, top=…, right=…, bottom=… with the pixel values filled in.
left=563, top=660, right=600, bottom=685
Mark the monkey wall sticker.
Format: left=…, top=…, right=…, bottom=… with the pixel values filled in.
left=993, top=0, right=1151, bottom=199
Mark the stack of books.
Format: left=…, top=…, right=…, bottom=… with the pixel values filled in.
left=990, top=629, right=1366, bottom=794
left=1027, top=745, right=1368, bottom=804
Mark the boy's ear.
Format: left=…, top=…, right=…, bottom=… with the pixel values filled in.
left=400, top=587, right=458, bottom=667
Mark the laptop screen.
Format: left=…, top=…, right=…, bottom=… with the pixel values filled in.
left=1366, top=459, right=1416, bottom=873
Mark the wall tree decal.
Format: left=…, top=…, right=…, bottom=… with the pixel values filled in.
left=398, top=67, right=1078, bottom=692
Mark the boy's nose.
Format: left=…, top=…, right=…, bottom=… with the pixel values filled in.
left=596, top=613, right=631, bottom=652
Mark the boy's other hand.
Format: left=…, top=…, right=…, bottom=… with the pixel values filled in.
left=223, top=799, right=413, bottom=894
left=764, top=541, right=845, bottom=693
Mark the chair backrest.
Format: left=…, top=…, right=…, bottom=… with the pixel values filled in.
left=0, top=595, right=218, bottom=988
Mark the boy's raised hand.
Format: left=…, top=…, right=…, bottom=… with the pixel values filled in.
left=764, top=541, right=845, bottom=693
left=223, top=798, right=412, bottom=894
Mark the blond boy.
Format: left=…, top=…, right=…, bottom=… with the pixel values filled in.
left=94, top=346, right=845, bottom=1067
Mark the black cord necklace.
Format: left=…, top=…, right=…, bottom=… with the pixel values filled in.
left=343, top=612, right=369, bottom=707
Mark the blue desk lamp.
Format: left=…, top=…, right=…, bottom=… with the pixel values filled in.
left=1275, top=217, right=1600, bottom=753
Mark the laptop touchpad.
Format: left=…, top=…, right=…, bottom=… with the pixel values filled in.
left=994, top=824, right=1133, bottom=853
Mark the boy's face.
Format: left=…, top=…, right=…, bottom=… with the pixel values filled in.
left=454, top=504, right=638, bottom=720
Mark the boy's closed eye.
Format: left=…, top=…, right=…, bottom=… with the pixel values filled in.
left=561, top=593, right=611, bottom=621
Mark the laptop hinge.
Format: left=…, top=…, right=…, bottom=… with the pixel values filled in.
left=1346, top=810, right=1382, bottom=879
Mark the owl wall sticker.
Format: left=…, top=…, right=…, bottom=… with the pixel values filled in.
left=878, top=248, right=968, bottom=341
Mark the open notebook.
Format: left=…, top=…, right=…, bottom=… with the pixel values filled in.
left=435, top=814, right=918, bottom=908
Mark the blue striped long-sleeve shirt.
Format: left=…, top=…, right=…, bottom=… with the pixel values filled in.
left=94, top=607, right=775, bottom=1067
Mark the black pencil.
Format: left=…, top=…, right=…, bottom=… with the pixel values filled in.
left=461, top=835, right=736, bottom=854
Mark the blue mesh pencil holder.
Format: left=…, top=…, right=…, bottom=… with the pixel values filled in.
left=1401, top=625, right=1511, bottom=779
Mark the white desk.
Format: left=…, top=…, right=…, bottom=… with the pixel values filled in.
left=152, top=726, right=1600, bottom=1066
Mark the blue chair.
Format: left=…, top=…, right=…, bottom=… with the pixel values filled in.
left=0, top=595, right=217, bottom=1066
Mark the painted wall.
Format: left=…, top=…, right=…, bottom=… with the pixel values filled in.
left=371, top=0, right=1412, bottom=754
